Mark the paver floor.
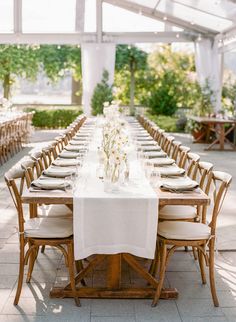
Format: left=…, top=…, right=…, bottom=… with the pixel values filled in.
left=0, top=130, right=236, bottom=322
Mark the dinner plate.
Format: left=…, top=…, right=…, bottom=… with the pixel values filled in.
left=52, top=159, right=81, bottom=167
left=160, top=178, right=199, bottom=192
left=43, top=167, right=75, bottom=178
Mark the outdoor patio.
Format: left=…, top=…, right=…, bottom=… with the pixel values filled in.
left=0, top=129, right=236, bottom=322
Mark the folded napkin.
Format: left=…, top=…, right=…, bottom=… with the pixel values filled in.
left=59, top=151, right=81, bottom=159
left=43, top=167, right=75, bottom=178
left=160, top=178, right=199, bottom=192
left=147, top=158, right=175, bottom=167
left=65, top=145, right=86, bottom=152
left=31, top=178, right=67, bottom=190
left=140, top=146, right=162, bottom=152
left=52, top=159, right=81, bottom=167
left=68, top=140, right=86, bottom=146
left=136, top=137, right=154, bottom=142
left=75, top=133, right=89, bottom=137
left=158, top=166, right=185, bottom=177
left=144, top=151, right=167, bottom=158
left=72, top=137, right=88, bottom=142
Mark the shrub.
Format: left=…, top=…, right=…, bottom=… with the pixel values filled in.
left=91, top=70, right=113, bottom=115
left=147, top=114, right=179, bottom=132
left=26, top=108, right=82, bottom=128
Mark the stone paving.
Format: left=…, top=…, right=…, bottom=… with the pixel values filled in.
left=0, top=130, right=236, bottom=322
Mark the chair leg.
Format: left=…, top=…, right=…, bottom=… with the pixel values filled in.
left=14, top=245, right=25, bottom=305
left=26, top=246, right=38, bottom=283
left=67, top=243, right=80, bottom=307
left=198, top=248, right=206, bottom=284
left=41, top=245, right=46, bottom=253
left=209, top=240, right=219, bottom=307
left=192, top=247, right=198, bottom=260
left=152, top=242, right=167, bottom=307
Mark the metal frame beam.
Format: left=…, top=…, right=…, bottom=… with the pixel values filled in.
left=0, top=31, right=194, bottom=45
left=14, top=0, right=22, bottom=34
left=96, top=0, right=103, bottom=43
left=103, top=0, right=217, bottom=36
left=219, top=40, right=236, bottom=53
left=75, top=0, right=85, bottom=32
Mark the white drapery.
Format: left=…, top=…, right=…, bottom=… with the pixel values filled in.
left=81, top=43, right=116, bottom=115
left=194, top=39, right=223, bottom=113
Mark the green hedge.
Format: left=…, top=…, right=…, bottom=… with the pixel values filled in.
left=26, top=109, right=82, bottom=128
left=146, top=114, right=179, bottom=132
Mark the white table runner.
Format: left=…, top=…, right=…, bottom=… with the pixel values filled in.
left=73, top=122, right=158, bottom=260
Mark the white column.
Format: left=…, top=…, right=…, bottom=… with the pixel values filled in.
left=194, top=38, right=223, bottom=113
left=81, top=43, right=116, bottom=115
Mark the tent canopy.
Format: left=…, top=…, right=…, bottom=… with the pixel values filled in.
left=0, top=0, right=235, bottom=51
left=0, top=0, right=236, bottom=114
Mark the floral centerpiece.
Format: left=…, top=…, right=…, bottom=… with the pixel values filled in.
left=101, top=102, right=129, bottom=187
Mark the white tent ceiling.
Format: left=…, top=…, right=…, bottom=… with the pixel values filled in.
left=0, top=0, right=235, bottom=52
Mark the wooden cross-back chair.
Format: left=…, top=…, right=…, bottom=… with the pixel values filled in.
left=152, top=170, right=232, bottom=307
left=4, top=165, right=80, bottom=307
left=185, top=152, right=200, bottom=180
left=169, top=140, right=182, bottom=161
left=175, top=145, right=191, bottom=168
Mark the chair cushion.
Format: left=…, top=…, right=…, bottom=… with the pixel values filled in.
left=38, top=205, right=72, bottom=218
left=24, top=217, right=73, bottom=238
left=158, top=221, right=211, bottom=240
left=159, top=205, right=197, bottom=220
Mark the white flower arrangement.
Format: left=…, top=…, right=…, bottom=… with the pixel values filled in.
left=101, top=120, right=129, bottom=184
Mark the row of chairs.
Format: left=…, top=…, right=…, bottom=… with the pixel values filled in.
left=5, top=114, right=86, bottom=306
left=137, top=114, right=232, bottom=307
left=0, top=112, right=34, bottom=165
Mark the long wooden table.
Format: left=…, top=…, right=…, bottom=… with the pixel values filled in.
left=189, top=116, right=236, bottom=151
left=22, top=186, right=210, bottom=301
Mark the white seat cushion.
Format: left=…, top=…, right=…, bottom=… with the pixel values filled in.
left=159, top=205, right=197, bottom=220
left=158, top=221, right=211, bottom=240
left=38, top=205, right=72, bottom=218
left=24, top=217, right=73, bottom=238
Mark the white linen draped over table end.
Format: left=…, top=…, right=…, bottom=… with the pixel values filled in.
left=73, top=195, right=158, bottom=260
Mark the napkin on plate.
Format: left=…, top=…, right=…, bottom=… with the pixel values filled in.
left=65, top=145, right=86, bottom=152
left=143, top=151, right=167, bottom=158
left=158, top=166, right=185, bottom=177
left=43, top=167, right=75, bottom=178
left=52, top=159, right=81, bottom=167
left=59, top=151, right=81, bottom=159
left=160, top=178, right=198, bottom=192
left=147, top=158, right=175, bottom=167
left=68, top=140, right=86, bottom=146
left=30, top=178, right=67, bottom=190
left=140, top=146, right=162, bottom=152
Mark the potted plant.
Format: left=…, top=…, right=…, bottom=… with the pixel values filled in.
left=186, top=79, right=215, bottom=141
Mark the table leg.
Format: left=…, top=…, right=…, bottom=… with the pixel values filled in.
left=219, top=124, right=225, bottom=150
left=107, top=254, right=121, bottom=289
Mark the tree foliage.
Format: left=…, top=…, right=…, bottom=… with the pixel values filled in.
left=146, top=45, right=197, bottom=116
left=0, top=44, right=39, bottom=98
left=38, top=45, right=81, bottom=81
left=115, top=45, right=147, bottom=108
left=91, top=70, right=113, bottom=116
